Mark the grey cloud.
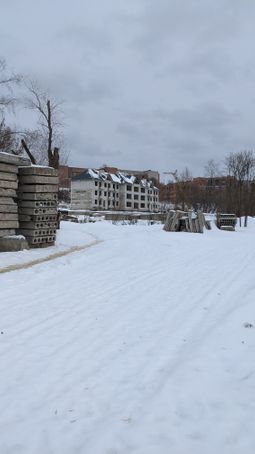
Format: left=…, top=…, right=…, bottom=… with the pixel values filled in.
left=2, top=0, right=255, bottom=176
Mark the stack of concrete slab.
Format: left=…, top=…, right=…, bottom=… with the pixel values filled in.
left=18, top=166, right=59, bottom=247
left=0, top=152, right=30, bottom=238
left=163, top=209, right=207, bottom=233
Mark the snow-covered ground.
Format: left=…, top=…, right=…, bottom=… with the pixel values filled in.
left=0, top=219, right=255, bottom=454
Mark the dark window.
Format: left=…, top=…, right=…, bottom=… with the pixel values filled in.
left=126, top=202, right=132, bottom=207
left=134, top=186, right=139, bottom=192
left=104, top=191, right=107, bottom=196
left=95, top=190, right=98, bottom=195
left=116, top=201, right=119, bottom=206
left=134, top=194, right=139, bottom=200
left=141, top=203, right=145, bottom=208
left=141, top=187, right=145, bottom=193
left=127, top=185, right=132, bottom=191
left=141, top=195, right=145, bottom=201
left=104, top=183, right=107, bottom=188
left=134, top=202, right=139, bottom=209
left=127, top=193, right=132, bottom=199
left=95, top=181, right=98, bottom=186
left=95, top=199, right=98, bottom=204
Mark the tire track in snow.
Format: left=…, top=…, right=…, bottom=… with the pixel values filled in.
left=0, top=238, right=103, bottom=275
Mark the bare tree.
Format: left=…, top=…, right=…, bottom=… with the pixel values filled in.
left=0, top=58, right=20, bottom=112
left=23, top=80, right=66, bottom=168
left=0, top=119, right=20, bottom=153
left=0, top=59, right=21, bottom=153
left=225, top=150, right=255, bottom=226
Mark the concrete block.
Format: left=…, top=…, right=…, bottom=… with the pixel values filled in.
left=18, top=175, right=59, bottom=185
left=0, top=172, right=18, bottom=182
left=18, top=166, right=58, bottom=176
left=0, top=236, right=29, bottom=252
left=18, top=184, right=58, bottom=193
left=0, top=163, right=18, bottom=174
left=0, top=229, right=16, bottom=237
left=18, top=207, right=57, bottom=215
left=0, top=152, right=30, bottom=166
left=19, top=228, right=56, bottom=237
left=17, top=192, right=58, bottom=201
left=0, top=213, right=19, bottom=221
left=0, top=220, right=19, bottom=229
left=0, top=180, right=18, bottom=190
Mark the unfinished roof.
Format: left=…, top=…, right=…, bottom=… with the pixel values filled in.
left=72, top=169, right=158, bottom=189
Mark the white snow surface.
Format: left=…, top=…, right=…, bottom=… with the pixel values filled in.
left=0, top=220, right=255, bottom=454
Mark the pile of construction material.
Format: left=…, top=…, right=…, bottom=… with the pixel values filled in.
left=18, top=166, right=58, bottom=247
left=164, top=210, right=208, bottom=233
left=0, top=152, right=30, bottom=238
left=216, top=213, right=237, bottom=231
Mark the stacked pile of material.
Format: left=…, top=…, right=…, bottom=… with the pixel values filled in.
left=216, top=213, right=237, bottom=231
left=0, top=152, right=30, bottom=238
left=18, top=166, right=58, bottom=247
left=164, top=210, right=208, bottom=233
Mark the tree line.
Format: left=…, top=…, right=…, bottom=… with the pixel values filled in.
left=0, top=58, right=67, bottom=169
left=159, top=152, right=255, bottom=226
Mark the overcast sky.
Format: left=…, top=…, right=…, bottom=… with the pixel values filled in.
left=1, top=0, right=255, bottom=178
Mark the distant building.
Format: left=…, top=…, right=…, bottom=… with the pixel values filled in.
left=71, top=169, right=160, bottom=211
left=59, top=165, right=160, bottom=189
left=59, top=165, right=88, bottom=189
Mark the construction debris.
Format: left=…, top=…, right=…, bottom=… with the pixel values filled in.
left=216, top=213, right=237, bottom=231
left=18, top=166, right=59, bottom=247
left=163, top=210, right=207, bottom=233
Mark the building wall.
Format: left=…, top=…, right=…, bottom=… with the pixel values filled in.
left=71, top=180, right=94, bottom=209
left=71, top=177, right=160, bottom=211
left=59, top=165, right=87, bottom=189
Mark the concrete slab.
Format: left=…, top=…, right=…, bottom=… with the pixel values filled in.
left=0, top=197, right=16, bottom=205
left=19, top=214, right=57, bottom=222
left=18, top=185, right=58, bottom=193
left=19, top=221, right=57, bottom=230
left=0, top=236, right=29, bottom=252
left=18, top=166, right=58, bottom=176
left=18, top=228, right=56, bottom=237
left=0, top=163, right=18, bottom=174
left=18, top=200, right=57, bottom=208
left=18, top=175, right=59, bottom=185
left=0, top=213, right=19, bottom=221
left=0, top=188, right=16, bottom=197
left=0, top=152, right=30, bottom=166
left=0, top=180, right=18, bottom=190
left=28, top=235, right=56, bottom=246
left=18, top=207, right=57, bottom=215
left=17, top=192, right=58, bottom=201
left=0, top=172, right=18, bottom=181
left=0, top=221, right=19, bottom=229
left=0, top=205, right=18, bottom=213
left=0, top=229, right=16, bottom=237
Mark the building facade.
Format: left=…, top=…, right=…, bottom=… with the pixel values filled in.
left=71, top=169, right=159, bottom=211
